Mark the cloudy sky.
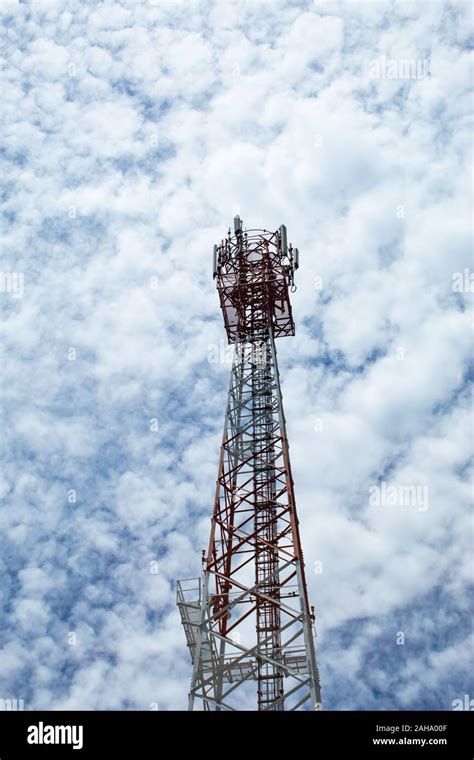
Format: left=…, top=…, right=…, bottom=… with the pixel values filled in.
left=0, top=0, right=472, bottom=711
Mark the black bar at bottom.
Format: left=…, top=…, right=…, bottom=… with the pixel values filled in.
left=0, top=710, right=471, bottom=757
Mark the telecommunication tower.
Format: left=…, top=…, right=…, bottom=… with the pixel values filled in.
left=177, top=217, right=321, bottom=711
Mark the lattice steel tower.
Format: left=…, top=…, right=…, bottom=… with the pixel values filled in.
left=177, top=217, right=321, bottom=711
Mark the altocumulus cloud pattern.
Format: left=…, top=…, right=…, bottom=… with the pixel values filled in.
left=0, top=0, right=472, bottom=711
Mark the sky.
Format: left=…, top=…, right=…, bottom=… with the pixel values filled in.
left=0, top=0, right=472, bottom=711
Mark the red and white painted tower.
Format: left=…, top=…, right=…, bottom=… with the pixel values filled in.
left=177, top=218, right=321, bottom=711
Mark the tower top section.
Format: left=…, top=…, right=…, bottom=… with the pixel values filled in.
left=212, top=219, right=300, bottom=344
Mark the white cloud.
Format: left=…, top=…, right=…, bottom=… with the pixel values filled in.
left=0, top=0, right=471, bottom=711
